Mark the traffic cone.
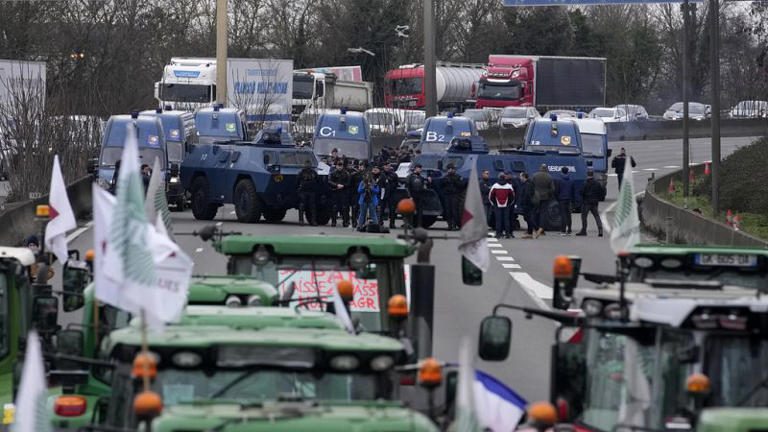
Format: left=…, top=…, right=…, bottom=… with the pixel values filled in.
left=726, top=209, right=733, bottom=227
left=668, top=178, right=676, bottom=193
left=733, top=214, right=742, bottom=231
left=704, top=161, right=711, bottom=175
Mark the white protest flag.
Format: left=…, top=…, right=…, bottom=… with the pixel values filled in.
left=454, top=337, right=481, bottom=432
left=93, top=183, right=135, bottom=311
left=11, top=331, right=51, bottom=432
left=103, top=124, right=192, bottom=327
left=617, top=338, right=651, bottom=426
left=458, top=162, right=490, bottom=271
left=144, top=157, right=173, bottom=241
left=44, top=155, right=77, bottom=265
left=609, top=156, right=641, bottom=254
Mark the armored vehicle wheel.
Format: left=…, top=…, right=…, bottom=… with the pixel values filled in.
left=312, top=207, right=331, bottom=226
left=421, top=215, right=437, bottom=228
left=170, top=195, right=185, bottom=212
left=234, top=179, right=262, bottom=223
left=263, top=208, right=287, bottom=223
left=190, top=177, right=218, bottom=220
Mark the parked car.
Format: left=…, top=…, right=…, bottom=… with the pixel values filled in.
left=459, top=108, right=494, bottom=130
left=613, top=104, right=649, bottom=121
left=663, top=102, right=710, bottom=121
left=729, top=100, right=768, bottom=118
left=498, top=106, right=540, bottom=129
left=543, top=109, right=578, bottom=119
left=589, top=107, right=627, bottom=123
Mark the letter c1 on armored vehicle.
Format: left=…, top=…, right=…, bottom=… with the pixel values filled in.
left=180, top=127, right=332, bottom=224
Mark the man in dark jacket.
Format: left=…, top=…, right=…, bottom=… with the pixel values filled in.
left=441, top=163, right=465, bottom=230
left=576, top=171, right=605, bottom=237
left=328, top=160, right=351, bottom=227
left=556, top=167, right=576, bottom=235
left=611, top=147, right=636, bottom=191
left=518, top=172, right=538, bottom=239
left=531, top=164, right=555, bottom=238
left=406, top=164, right=431, bottom=228
left=297, top=160, right=319, bottom=226
left=379, top=163, right=399, bottom=228
left=479, top=169, right=492, bottom=228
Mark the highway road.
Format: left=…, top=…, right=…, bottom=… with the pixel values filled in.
left=54, top=135, right=759, bottom=403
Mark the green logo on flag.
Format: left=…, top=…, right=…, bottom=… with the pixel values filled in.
left=111, top=167, right=155, bottom=286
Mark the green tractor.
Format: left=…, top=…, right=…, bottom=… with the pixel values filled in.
left=478, top=245, right=768, bottom=431
left=75, top=320, right=438, bottom=431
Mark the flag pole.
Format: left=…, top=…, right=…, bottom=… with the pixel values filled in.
left=140, top=309, right=150, bottom=391
left=93, top=298, right=99, bottom=345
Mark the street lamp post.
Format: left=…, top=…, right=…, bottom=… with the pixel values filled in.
left=216, top=0, right=228, bottom=106
left=709, top=0, right=720, bottom=215
left=423, top=0, right=437, bottom=117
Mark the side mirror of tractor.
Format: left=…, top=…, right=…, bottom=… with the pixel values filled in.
left=62, top=260, right=89, bottom=312
left=478, top=315, right=511, bottom=361
left=461, top=257, right=482, bottom=286
left=32, top=295, right=59, bottom=333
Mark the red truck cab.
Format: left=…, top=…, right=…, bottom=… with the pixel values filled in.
left=384, top=65, right=424, bottom=109
left=475, top=55, right=535, bottom=109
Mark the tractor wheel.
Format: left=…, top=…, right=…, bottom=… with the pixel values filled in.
left=233, top=179, right=262, bottom=223
left=263, top=208, right=287, bottom=223
left=190, top=177, right=218, bottom=220
left=314, top=207, right=332, bottom=226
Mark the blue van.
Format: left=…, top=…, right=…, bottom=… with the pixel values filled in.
left=194, top=105, right=248, bottom=144
left=92, top=113, right=166, bottom=194
left=418, top=115, right=480, bottom=154
left=141, top=109, right=197, bottom=208
left=311, top=109, right=371, bottom=162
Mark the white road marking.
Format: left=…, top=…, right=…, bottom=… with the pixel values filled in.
left=607, top=173, right=618, bottom=177
left=66, top=221, right=94, bottom=243
left=487, top=243, right=503, bottom=248
left=509, top=272, right=551, bottom=309
left=642, top=168, right=659, bottom=171
left=663, top=165, right=680, bottom=169
left=502, top=263, right=522, bottom=269
left=495, top=256, right=516, bottom=262
left=490, top=249, right=508, bottom=255
left=487, top=237, right=499, bottom=243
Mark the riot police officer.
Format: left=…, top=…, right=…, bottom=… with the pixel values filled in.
left=297, top=160, right=319, bottom=226
left=380, top=163, right=399, bottom=228
left=441, top=163, right=465, bottom=231
left=406, top=163, right=431, bottom=228
left=329, top=160, right=351, bottom=227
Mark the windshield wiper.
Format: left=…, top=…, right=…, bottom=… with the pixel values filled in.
left=209, top=370, right=259, bottom=399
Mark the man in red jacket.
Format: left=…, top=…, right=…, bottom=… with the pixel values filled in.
left=489, top=173, right=515, bottom=239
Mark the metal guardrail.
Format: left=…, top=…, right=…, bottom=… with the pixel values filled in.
left=642, top=166, right=768, bottom=247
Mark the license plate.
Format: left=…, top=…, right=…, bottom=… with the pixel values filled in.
left=694, top=253, right=758, bottom=267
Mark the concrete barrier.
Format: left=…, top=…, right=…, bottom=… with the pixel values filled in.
left=641, top=166, right=768, bottom=247
left=371, top=118, right=767, bottom=153
left=0, top=176, right=93, bottom=246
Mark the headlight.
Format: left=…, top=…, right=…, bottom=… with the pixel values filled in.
left=603, top=303, right=625, bottom=320
left=582, top=299, right=603, bottom=317
left=370, top=355, right=394, bottom=371
left=330, top=355, right=359, bottom=371
left=246, top=295, right=261, bottom=306
left=169, top=176, right=179, bottom=184
left=172, top=351, right=202, bottom=368
left=97, top=177, right=110, bottom=190
left=225, top=295, right=242, bottom=308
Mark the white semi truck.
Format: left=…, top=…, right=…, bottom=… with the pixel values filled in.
left=155, top=57, right=293, bottom=125
left=292, top=70, right=373, bottom=121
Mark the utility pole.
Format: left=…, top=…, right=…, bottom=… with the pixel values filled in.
left=423, top=0, right=437, bottom=117
left=216, top=0, right=228, bottom=106
left=709, top=0, right=721, bottom=215
left=682, top=0, right=690, bottom=199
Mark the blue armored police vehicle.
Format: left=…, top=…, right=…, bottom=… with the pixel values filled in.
left=140, top=108, right=197, bottom=209
left=570, top=117, right=610, bottom=190
left=194, top=105, right=248, bottom=144
left=181, top=126, right=330, bottom=224
left=311, top=109, right=371, bottom=162
left=90, top=112, right=168, bottom=192
left=417, top=113, right=479, bottom=154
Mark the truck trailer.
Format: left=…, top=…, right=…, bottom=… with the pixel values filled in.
left=154, top=57, right=293, bottom=125
left=384, top=62, right=484, bottom=111
left=292, top=70, right=373, bottom=120
left=475, top=55, right=606, bottom=112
